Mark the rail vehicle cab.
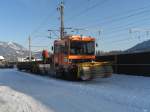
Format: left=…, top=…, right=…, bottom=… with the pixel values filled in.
left=54, top=35, right=95, bottom=65
left=53, top=35, right=112, bottom=80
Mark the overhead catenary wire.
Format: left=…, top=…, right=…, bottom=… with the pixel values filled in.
left=102, top=18, right=150, bottom=41
left=69, top=4, right=150, bottom=30
left=83, top=8, right=150, bottom=29
left=104, top=15, right=150, bottom=34
left=28, top=1, right=150, bottom=52
left=66, top=0, right=110, bottom=23
left=30, top=7, right=57, bottom=37
left=83, top=11, right=150, bottom=43
left=67, top=4, right=150, bottom=42
left=67, top=1, right=150, bottom=51
left=103, top=32, right=148, bottom=46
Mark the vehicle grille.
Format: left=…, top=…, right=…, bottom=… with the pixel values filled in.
left=82, top=65, right=113, bottom=78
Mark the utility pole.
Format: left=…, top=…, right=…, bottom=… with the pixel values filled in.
left=28, top=36, right=32, bottom=62
left=58, top=2, right=64, bottom=39
left=129, top=28, right=150, bottom=41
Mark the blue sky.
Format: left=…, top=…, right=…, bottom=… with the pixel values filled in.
left=0, top=0, right=150, bottom=51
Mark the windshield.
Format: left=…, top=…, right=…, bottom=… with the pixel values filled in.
left=70, top=41, right=95, bottom=55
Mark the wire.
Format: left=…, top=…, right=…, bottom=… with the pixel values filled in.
left=83, top=4, right=150, bottom=28
left=83, top=12, right=150, bottom=43
left=30, top=8, right=57, bottom=37
left=103, top=18, right=150, bottom=40
left=104, top=32, right=148, bottom=46
left=105, top=16, right=150, bottom=34
left=66, top=0, right=109, bottom=22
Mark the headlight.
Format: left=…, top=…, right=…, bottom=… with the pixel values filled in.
left=82, top=67, right=90, bottom=70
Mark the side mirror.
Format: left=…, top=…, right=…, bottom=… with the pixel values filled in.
left=96, top=43, right=98, bottom=47
left=51, top=46, right=54, bottom=51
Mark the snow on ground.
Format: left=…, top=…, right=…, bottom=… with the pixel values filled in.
left=0, top=69, right=150, bottom=112
left=0, top=86, right=51, bottom=112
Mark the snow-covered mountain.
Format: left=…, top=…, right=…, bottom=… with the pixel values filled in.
left=0, top=41, right=28, bottom=61
left=126, top=39, right=150, bottom=53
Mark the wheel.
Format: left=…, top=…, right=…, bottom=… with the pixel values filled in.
left=64, top=68, right=78, bottom=81
left=55, top=67, right=65, bottom=79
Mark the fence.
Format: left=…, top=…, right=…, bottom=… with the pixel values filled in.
left=96, top=51, right=150, bottom=76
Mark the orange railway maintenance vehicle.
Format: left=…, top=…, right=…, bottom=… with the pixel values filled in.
left=17, top=2, right=113, bottom=80
left=17, top=35, right=113, bottom=81
left=52, top=35, right=113, bottom=80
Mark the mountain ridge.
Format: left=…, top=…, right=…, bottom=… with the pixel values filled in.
left=126, top=39, right=150, bottom=53
left=0, top=41, right=28, bottom=61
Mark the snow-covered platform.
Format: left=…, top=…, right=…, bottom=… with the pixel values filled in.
left=0, top=69, right=149, bottom=112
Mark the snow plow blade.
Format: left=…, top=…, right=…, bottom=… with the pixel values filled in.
left=78, top=62, right=113, bottom=80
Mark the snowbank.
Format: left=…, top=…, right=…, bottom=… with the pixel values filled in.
left=0, top=86, right=52, bottom=112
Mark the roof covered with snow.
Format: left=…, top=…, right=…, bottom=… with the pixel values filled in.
left=0, top=56, right=5, bottom=60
